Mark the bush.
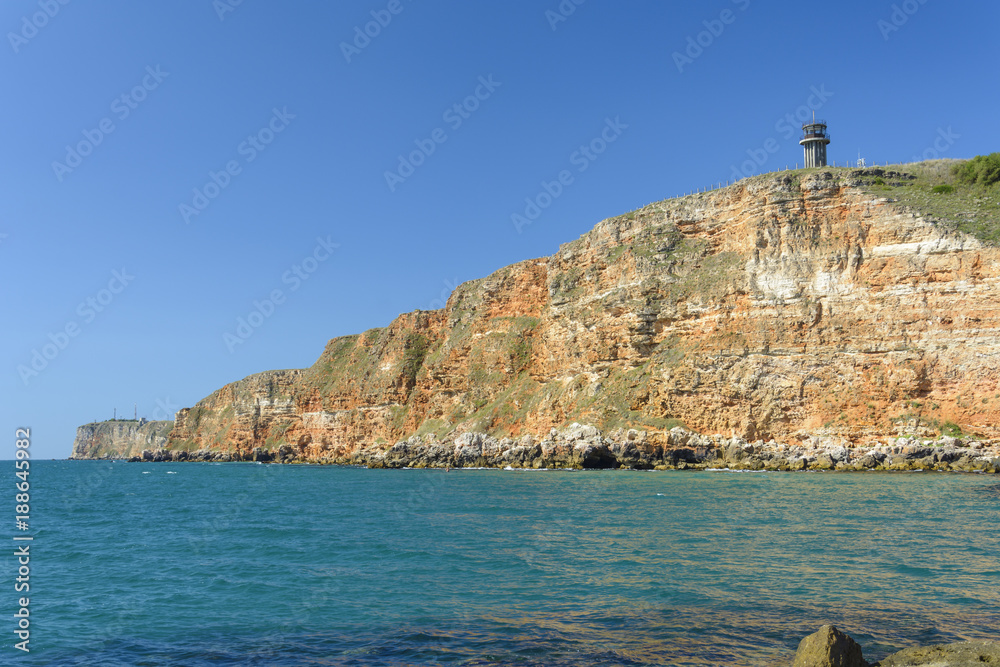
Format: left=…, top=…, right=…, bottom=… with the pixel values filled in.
left=932, top=184, right=954, bottom=194
left=401, top=333, right=429, bottom=385
left=940, top=421, right=963, bottom=437
left=953, top=153, right=1000, bottom=186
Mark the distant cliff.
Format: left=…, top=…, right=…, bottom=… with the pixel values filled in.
left=70, top=420, right=174, bottom=459
left=72, top=161, right=1000, bottom=468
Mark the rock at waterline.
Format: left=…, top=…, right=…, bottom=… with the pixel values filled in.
left=875, top=640, right=1000, bottom=666
left=793, top=625, right=867, bottom=667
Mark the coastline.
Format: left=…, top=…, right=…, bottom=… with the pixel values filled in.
left=73, top=423, right=1000, bottom=473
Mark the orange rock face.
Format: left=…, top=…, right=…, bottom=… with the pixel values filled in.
left=167, top=170, right=1000, bottom=459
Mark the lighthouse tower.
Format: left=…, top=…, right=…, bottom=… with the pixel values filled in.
left=799, top=114, right=830, bottom=168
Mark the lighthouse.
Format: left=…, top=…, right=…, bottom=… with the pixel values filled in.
left=799, top=114, right=830, bottom=168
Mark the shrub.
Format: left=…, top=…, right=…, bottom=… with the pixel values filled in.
left=932, top=184, right=954, bottom=194
left=940, top=421, right=963, bottom=437
left=953, top=153, right=1000, bottom=186
left=401, top=333, right=429, bottom=385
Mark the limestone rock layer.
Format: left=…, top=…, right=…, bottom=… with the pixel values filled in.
left=70, top=421, right=173, bottom=459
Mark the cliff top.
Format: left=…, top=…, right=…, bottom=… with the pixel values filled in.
left=731, top=159, right=1000, bottom=244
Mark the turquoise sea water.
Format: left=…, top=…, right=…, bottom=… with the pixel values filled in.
left=3, top=462, right=998, bottom=665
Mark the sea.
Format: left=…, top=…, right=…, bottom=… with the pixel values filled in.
left=4, top=461, right=999, bottom=666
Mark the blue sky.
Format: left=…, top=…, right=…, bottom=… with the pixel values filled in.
left=3, top=0, right=998, bottom=459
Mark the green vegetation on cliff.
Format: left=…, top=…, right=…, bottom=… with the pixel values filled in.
left=954, top=152, right=1000, bottom=187
left=859, top=157, right=1000, bottom=245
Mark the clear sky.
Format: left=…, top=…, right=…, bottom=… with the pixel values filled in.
left=3, top=0, right=998, bottom=459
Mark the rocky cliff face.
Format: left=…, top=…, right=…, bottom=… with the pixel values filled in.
left=149, top=166, right=1000, bottom=464
left=70, top=420, right=174, bottom=459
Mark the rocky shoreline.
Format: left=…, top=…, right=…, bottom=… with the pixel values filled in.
left=90, top=423, right=1000, bottom=473
left=793, top=625, right=1000, bottom=666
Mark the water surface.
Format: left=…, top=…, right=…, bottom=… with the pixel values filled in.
left=5, top=462, right=998, bottom=665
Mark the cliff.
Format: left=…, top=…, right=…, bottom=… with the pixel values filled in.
left=82, top=161, right=1000, bottom=467
left=70, top=420, right=174, bottom=459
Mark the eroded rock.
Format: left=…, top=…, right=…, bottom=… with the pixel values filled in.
left=875, top=640, right=1000, bottom=666
left=793, top=625, right=867, bottom=667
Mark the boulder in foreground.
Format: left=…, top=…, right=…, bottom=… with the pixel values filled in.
left=793, top=625, right=867, bottom=667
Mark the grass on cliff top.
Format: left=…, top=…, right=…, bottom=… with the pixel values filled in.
left=606, top=158, right=1000, bottom=246
left=858, top=158, right=1000, bottom=245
